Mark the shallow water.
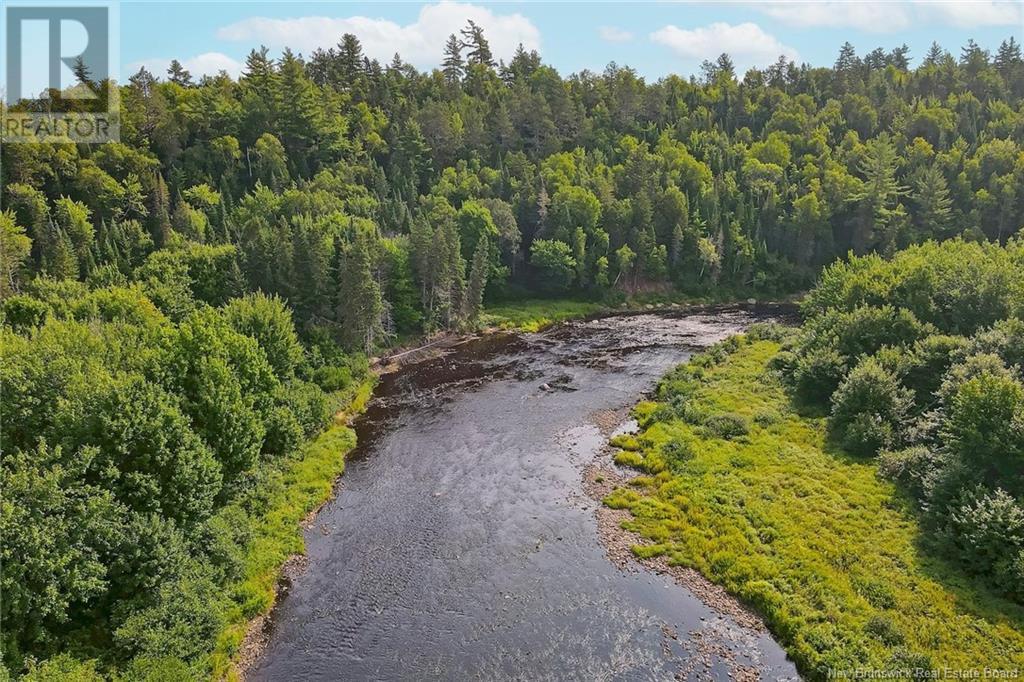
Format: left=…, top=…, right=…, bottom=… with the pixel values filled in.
left=251, top=307, right=800, bottom=681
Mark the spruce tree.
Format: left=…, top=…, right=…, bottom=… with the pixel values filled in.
left=149, top=174, right=172, bottom=248
left=463, top=238, right=489, bottom=324
left=442, top=34, right=465, bottom=85
left=913, top=166, right=953, bottom=238
left=338, top=233, right=385, bottom=354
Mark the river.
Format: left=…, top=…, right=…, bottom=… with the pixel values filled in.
left=251, top=307, right=799, bottom=681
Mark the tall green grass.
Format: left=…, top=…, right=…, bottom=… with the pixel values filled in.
left=605, top=337, right=1024, bottom=679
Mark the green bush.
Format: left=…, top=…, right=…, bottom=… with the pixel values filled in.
left=222, top=293, right=305, bottom=380
left=113, top=568, right=226, bottom=663
left=942, top=371, right=1024, bottom=495
left=877, top=446, right=944, bottom=502
left=791, top=347, right=848, bottom=405
left=943, top=487, right=1024, bottom=599
left=865, top=615, right=905, bottom=646
left=829, top=358, right=914, bottom=457
left=701, top=413, right=750, bottom=440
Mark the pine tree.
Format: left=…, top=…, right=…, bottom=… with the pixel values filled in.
left=924, top=41, right=945, bottom=66
left=460, top=21, right=494, bottom=67
left=149, top=173, right=172, bottom=248
left=46, top=225, right=79, bottom=280
left=462, top=238, right=489, bottom=324
left=442, top=34, right=465, bottom=85
left=277, top=49, right=324, bottom=176
left=913, top=166, right=953, bottom=238
left=995, top=37, right=1022, bottom=72
left=850, top=135, right=907, bottom=253
left=0, top=212, right=32, bottom=299
left=336, top=33, right=368, bottom=97
left=167, top=59, right=193, bottom=87
left=338, top=233, right=385, bottom=353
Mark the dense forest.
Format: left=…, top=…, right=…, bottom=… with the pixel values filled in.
left=2, top=22, right=1024, bottom=679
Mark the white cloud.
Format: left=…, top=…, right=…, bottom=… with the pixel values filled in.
left=746, top=1, right=1022, bottom=32
left=128, top=52, right=244, bottom=80
left=922, top=1, right=1023, bottom=28
left=215, top=1, right=541, bottom=68
left=599, top=26, right=634, bottom=43
left=650, top=22, right=798, bottom=70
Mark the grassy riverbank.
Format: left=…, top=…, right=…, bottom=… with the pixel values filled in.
left=212, top=378, right=375, bottom=679
left=480, top=298, right=609, bottom=331
left=479, top=290, right=779, bottom=333
left=605, top=333, right=1024, bottom=679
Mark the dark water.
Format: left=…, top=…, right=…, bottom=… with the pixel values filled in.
left=252, top=307, right=799, bottom=681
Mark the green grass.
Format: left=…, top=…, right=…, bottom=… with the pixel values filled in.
left=605, top=337, right=1024, bottom=679
left=480, top=298, right=609, bottom=332
left=210, top=378, right=375, bottom=680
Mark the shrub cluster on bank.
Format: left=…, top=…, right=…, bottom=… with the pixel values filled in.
left=775, top=239, right=1024, bottom=602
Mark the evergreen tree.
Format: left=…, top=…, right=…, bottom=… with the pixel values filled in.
left=149, top=173, right=172, bottom=248
left=913, top=166, right=953, bottom=238
left=338, top=233, right=385, bottom=353
left=167, top=59, right=193, bottom=87
left=460, top=21, right=494, bottom=67
left=0, top=211, right=32, bottom=298
left=462, top=237, right=489, bottom=324
left=442, top=34, right=465, bottom=85
left=850, top=135, right=907, bottom=254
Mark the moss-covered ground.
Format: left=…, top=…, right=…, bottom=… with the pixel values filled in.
left=605, top=336, right=1024, bottom=679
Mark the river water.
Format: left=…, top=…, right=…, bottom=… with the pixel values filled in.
left=251, top=307, right=799, bottom=681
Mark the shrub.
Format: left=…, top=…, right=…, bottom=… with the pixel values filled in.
left=20, top=655, right=103, bottom=682
left=262, top=404, right=304, bottom=458
left=745, top=322, right=792, bottom=342
left=660, top=439, right=694, bottom=463
left=943, top=487, right=1024, bottom=598
left=902, top=334, right=969, bottom=406
left=278, top=381, right=331, bottom=437
left=968, top=318, right=1024, bottom=370
left=942, top=371, right=1024, bottom=495
left=829, top=358, right=914, bottom=457
left=877, top=446, right=945, bottom=502
left=222, top=293, right=304, bottom=380
left=113, top=567, right=225, bottom=663
left=865, top=614, right=904, bottom=646
left=791, top=347, right=848, bottom=405
left=702, top=413, right=750, bottom=440
left=312, top=364, right=353, bottom=392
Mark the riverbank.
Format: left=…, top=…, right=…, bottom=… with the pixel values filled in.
left=213, top=378, right=375, bottom=680
left=601, top=332, right=1024, bottom=679
left=480, top=291, right=795, bottom=333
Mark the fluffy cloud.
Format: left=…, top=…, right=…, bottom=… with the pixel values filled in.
left=215, top=1, right=540, bottom=68
left=650, top=22, right=798, bottom=70
left=746, top=1, right=1022, bottom=32
left=923, top=1, right=1023, bottom=28
left=128, top=52, right=244, bottom=80
left=599, top=26, right=634, bottom=43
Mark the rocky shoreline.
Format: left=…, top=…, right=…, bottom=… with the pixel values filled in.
left=581, top=408, right=781, bottom=681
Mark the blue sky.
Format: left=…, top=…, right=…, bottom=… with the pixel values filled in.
left=119, top=1, right=1024, bottom=82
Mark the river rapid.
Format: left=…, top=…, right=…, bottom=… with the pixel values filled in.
left=251, top=307, right=799, bottom=681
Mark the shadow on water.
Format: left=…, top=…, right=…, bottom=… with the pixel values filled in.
left=252, top=305, right=800, bottom=681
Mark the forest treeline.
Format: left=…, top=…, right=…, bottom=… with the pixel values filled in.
left=1, top=22, right=1024, bottom=679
